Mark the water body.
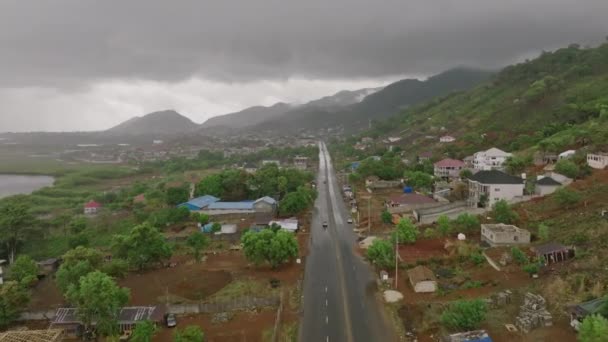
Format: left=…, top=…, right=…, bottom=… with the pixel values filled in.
left=0, top=174, right=55, bottom=199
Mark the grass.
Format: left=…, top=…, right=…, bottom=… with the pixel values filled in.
left=207, top=278, right=276, bottom=302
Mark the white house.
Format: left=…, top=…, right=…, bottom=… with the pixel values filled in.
left=261, top=160, right=280, bottom=166
left=559, top=149, right=576, bottom=160
left=439, top=135, right=456, bottom=143
left=83, top=200, right=102, bottom=215
left=467, top=170, right=524, bottom=208
left=535, top=176, right=562, bottom=196
left=473, top=147, right=512, bottom=171
left=587, top=153, right=608, bottom=169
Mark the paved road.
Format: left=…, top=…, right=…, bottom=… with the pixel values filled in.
left=299, top=142, right=391, bottom=342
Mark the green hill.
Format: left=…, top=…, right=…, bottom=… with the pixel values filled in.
left=363, top=43, right=608, bottom=159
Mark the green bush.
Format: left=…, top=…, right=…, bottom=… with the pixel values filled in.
left=511, top=247, right=529, bottom=265
left=553, top=187, right=582, bottom=207
left=470, top=252, right=485, bottom=266
left=440, top=299, right=487, bottom=331
left=366, top=239, right=395, bottom=269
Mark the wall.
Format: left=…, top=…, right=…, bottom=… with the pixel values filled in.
left=167, top=295, right=280, bottom=315
left=487, top=184, right=524, bottom=208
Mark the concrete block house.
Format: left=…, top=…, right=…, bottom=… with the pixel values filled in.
left=481, top=223, right=530, bottom=247
left=467, top=170, right=524, bottom=208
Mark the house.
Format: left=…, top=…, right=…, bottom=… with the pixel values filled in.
left=37, top=258, right=61, bottom=275
left=243, top=163, right=258, bottom=173
left=52, top=306, right=163, bottom=338
left=83, top=200, right=101, bottom=215
left=407, top=266, right=437, bottom=293
left=219, top=224, right=237, bottom=234
left=261, top=160, right=280, bottom=166
left=481, top=224, right=530, bottom=247
left=467, top=170, right=524, bottom=208
left=434, top=159, right=466, bottom=180
left=473, top=148, right=512, bottom=171
left=419, top=151, right=433, bottom=162
left=587, top=152, right=608, bottom=169
left=558, top=149, right=576, bottom=160
left=544, top=171, right=573, bottom=186
left=179, top=195, right=220, bottom=211
left=533, top=151, right=558, bottom=166
left=293, top=156, right=309, bottom=170
left=205, top=201, right=255, bottom=214
left=386, top=193, right=438, bottom=214
left=532, top=242, right=574, bottom=265
left=443, top=330, right=493, bottom=342
left=439, top=135, right=456, bottom=143
left=569, top=297, right=607, bottom=331
left=387, top=137, right=401, bottom=143
left=535, top=176, right=562, bottom=196
left=269, top=218, right=299, bottom=233
left=253, top=196, right=277, bottom=214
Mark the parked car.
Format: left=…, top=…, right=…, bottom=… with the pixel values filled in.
left=165, top=313, right=177, bottom=328
left=322, top=221, right=328, bottom=228
left=347, top=218, right=353, bottom=224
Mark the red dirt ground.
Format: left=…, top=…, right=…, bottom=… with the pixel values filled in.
left=398, top=238, right=448, bottom=263
left=153, top=309, right=278, bottom=342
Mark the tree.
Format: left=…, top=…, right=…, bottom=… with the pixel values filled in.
left=173, top=325, right=205, bottom=342
left=511, top=247, right=529, bottom=265
left=459, top=169, right=473, bottom=179
left=279, top=187, right=315, bottom=216
left=366, top=239, right=394, bottom=269
left=578, top=315, right=608, bottom=342
left=112, top=223, right=172, bottom=270
left=69, top=216, right=88, bottom=234
left=194, top=213, right=209, bottom=225
left=0, top=195, right=36, bottom=263
left=492, top=200, right=518, bottom=224
left=437, top=215, right=451, bottom=236
left=404, top=171, right=433, bottom=190
left=241, top=229, right=298, bottom=268
left=381, top=210, right=393, bottom=224
left=186, top=232, right=209, bottom=262
left=554, top=187, right=582, bottom=207
left=440, top=299, right=487, bottom=331
left=56, top=247, right=104, bottom=294
left=555, top=159, right=580, bottom=179
left=9, top=255, right=38, bottom=287
left=504, top=155, right=532, bottom=175
left=68, top=233, right=90, bottom=249
left=0, top=281, right=30, bottom=329
left=131, top=320, right=157, bottom=342
left=522, top=262, right=541, bottom=275
left=538, top=224, right=550, bottom=241
left=453, top=213, right=480, bottom=232
left=196, top=174, right=223, bottom=198
left=166, top=186, right=189, bottom=206
left=66, top=271, right=130, bottom=337
left=393, top=218, right=418, bottom=244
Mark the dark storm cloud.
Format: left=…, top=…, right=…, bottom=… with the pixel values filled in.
left=1, top=0, right=607, bottom=87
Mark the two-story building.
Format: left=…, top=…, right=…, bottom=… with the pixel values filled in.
left=467, top=170, right=524, bottom=208
left=433, top=158, right=466, bottom=180
left=473, top=147, right=512, bottom=171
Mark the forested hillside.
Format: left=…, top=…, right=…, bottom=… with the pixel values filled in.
left=362, top=43, right=608, bottom=159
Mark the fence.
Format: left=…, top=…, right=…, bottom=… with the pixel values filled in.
left=167, top=295, right=280, bottom=315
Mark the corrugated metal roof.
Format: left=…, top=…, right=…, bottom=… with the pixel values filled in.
left=207, top=201, right=254, bottom=210
left=468, top=170, right=523, bottom=185
left=181, top=195, right=220, bottom=209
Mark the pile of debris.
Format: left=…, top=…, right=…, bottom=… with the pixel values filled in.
left=515, top=293, right=553, bottom=333
left=211, top=312, right=234, bottom=324
left=485, top=290, right=512, bottom=309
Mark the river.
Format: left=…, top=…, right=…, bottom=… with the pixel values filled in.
left=0, top=174, right=55, bottom=199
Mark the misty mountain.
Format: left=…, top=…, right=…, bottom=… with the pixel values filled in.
left=106, top=110, right=197, bottom=136
left=252, top=67, right=493, bottom=132
left=199, top=87, right=381, bottom=131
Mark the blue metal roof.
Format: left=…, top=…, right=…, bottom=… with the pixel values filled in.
left=207, top=201, right=254, bottom=210
left=179, top=195, right=220, bottom=210
left=255, top=196, right=277, bottom=205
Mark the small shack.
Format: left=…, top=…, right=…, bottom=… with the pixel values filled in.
left=406, top=266, right=437, bottom=293
left=535, top=176, right=562, bottom=196
left=83, top=200, right=101, bottom=215
left=443, top=330, right=492, bottom=342
left=532, top=242, right=574, bottom=265
left=569, top=297, right=607, bottom=331
left=37, top=258, right=61, bottom=276
left=269, top=218, right=299, bottom=233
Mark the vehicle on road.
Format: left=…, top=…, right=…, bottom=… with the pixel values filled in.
left=165, top=313, right=177, bottom=328
left=347, top=218, right=353, bottom=224
left=322, top=221, right=328, bottom=228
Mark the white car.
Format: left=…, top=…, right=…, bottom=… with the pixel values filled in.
left=347, top=218, right=353, bottom=224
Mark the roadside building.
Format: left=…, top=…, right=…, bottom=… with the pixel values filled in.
left=532, top=242, right=574, bottom=265
left=269, top=218, right=299, bottom=233
left=481, top=224, right=530, bottom=247
left=253, top=196, right=277, bottom=214
left=473, top=147, right=512, bottom=171
left=587, top=152, right=608, bottom=169
left=386, top=193, right=438, bottom=214
left=569, top=297, right=607, bottom=331
left=534, top=176, right=562, bottom=196
left=439, top=135, right=456, bottom=143
left=83, top=200, right=102, bottom=215
left=533, top=151, right=558, bottom=166
left=418, top=151, right=433, bottom=163
left=434, top=159, right=466, bottom=180
left=293, top=156, right=309, bottom=170
left=558, top=149, right=576, bottom=160
left=179, top=195, right=220, bottom=211
left=467, top=170, right=524, bottom=208
left=407, top=266, right=437, bottom=293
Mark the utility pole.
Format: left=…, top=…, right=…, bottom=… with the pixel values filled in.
left=394, top=232, right=399, bottom=289
left=368, top=195, right=372, bottom=233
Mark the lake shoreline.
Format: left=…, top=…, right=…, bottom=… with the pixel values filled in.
left=0, top=174, right=56, bottom=199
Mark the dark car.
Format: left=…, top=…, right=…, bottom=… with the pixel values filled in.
left=322, top=221, right=328, bottom=228
left=165, top=313, right=177, bottom=328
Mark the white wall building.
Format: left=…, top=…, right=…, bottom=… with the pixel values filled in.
left=467, top=170, right=524, bottom=208
left=587, top=153, right=608, bottom=169
left=559, top=149, right=576, bottom=160
left=439, top=135, right=456, bottom=143
left=473, top=147, right=512, bottom=171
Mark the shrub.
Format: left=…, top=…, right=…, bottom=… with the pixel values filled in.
left=492, top=200, right=518, bottom=224
left=440, top=299, right=487, bottom=331
left=579, top=315, right=608, bottom=342
left=554, top=159, right=580, bottom=179
left=424, top=228, right=439, bottom=239
left=522, top=263, right=541, bottom=275
left=392, top=218, right=419, bottom=244
left=470, top=252, right=485, bottom=266
left=380, top=210, right=393, bottom=224
left=553, top=188, right=581, bottom=207
left=454, top=213, right=480, bottom=232
left=511, top=247, right=529, bottom=265
left=68, top=233, right=90, bottom=249
left=366, top=239, right=395, bottom=269
left=437, top=215, right=451, bottom=236
left=538, top=224, right=550, bottom=241
left=100, top=259, right=129, bottom=278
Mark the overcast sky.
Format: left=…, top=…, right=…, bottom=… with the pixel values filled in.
left=1, top=0, right=607, bottom=132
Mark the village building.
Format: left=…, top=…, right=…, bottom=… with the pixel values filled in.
left=418, top=151, right=433, bottom=162
left=51, top=306, right=163, bottom=338
left=481, top=223, right=530, bottom=247
left=83, top=200, right=101, bottom=215
left=439, top=135, right=456, bottom=143
left=558, top=149, right=576, bottom=160
left=463, top=155, right=474, bottom=168
left=533, top=151, right=558, bottom=166
left=179, top=195, right=220, bottom=211
left=467, top=170, right=524, bottom=208
left=269, top=218, right=299, bottom=233
left=293, top=156, right=309, bottom=170
left=243, top=163, right=258, bottom=173
left=387, top=136, right=401, bottom=143
left=407, top=265, right=437, bottom=293
left=443, top=330, right=493, bottom=342
left=534, top=176, right=562, bottom=196
left=361, top=137, right=373, bottom=144
left=587, top=152, right=608, bottom=169
left=253, top=196, right=278, bottom=214
left=472, top=147, right=512, bottom=171
left=386, top=193, right=438, bottom=214
left=434, top=158, right=466, bottom=180
left=261, top=160, right=280, bottom=166
left=37, top=258, right=61, bottom=276
left=569, top=297, right=607, bottom=331
left=532, top=242, right=574, bottom=265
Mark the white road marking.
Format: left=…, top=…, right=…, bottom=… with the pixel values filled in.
left=326, top=336, right=329, bottom=342
left=325, top=286, right=328, bottom=293
left=326, top=299, right=328, bottom=307
left=326, top=315, right=329, bottom=324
